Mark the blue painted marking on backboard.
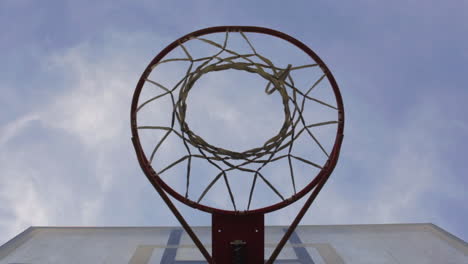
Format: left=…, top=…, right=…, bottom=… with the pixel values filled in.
left=161, top=228, right=314, bottom=263
left=285, top=228, right=314, bottom=264
left=161, top=229, right=183, bottom=264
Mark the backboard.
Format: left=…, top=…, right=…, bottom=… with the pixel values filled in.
left=1, top=223, right=467, bottom=263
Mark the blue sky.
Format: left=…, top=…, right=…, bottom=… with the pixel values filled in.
left=1, top=0, right=467, bottom=246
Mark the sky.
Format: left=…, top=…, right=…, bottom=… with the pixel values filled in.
left=1, top=0, right=467, bottom=246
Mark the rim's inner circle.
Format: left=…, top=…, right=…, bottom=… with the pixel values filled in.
left=182, top=70, right=285, bottom=154
left=176, top=62, right=292, bottom=159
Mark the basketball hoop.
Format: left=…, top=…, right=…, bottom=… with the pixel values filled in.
left=131, top=26, right=344, bottom=263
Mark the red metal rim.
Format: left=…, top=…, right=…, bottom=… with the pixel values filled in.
left=130, top=26, right=345, bottom=215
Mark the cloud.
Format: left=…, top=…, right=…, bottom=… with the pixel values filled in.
left=0, top=155, right=50, bottom=241
left=0, top=114, right=40, bottom=146
left=0, top=30, right=169, bottom=244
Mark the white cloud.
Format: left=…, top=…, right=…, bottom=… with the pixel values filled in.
left=0, top=114, right=40, bottom=146
left=45, top=44, right=133, bottom=150
left=0, top=164, right=49, bottom=241
left=0, top=31, right=166, bottom=244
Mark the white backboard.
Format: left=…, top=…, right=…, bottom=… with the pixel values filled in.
left=1, top=224, right=467, bottom=264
